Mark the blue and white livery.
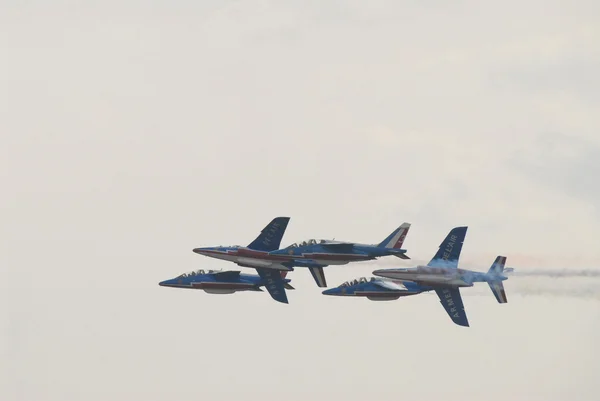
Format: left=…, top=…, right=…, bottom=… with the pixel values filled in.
left=371, top=226, right=510, bottom=326
left=159, top=269, right=294, bottom=304
left=268, top=222, right=411, bottom=287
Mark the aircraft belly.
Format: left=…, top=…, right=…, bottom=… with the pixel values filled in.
left=236, top=257, right=273, bottom=267
left=236, top=259, right=293, bottom=271
left=203, top=288, right=237, bottom=294
left=356, top=291, right=417, bottom=300
left=312, top=259, right=348, bottom=265
left=192, top=282, right=255, bottom=293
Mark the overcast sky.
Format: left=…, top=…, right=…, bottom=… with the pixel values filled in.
left=2, top=1, right=600, bottom=400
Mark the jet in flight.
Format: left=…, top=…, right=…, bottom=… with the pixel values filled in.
left=159, top=269, right=294, bottom=304
left=193, top=217, right=293, bottom=270
left=368, top=226, right=510, bottom=326
left=322, top=276, right=432, bottom=300
left=194, top=218, right=410, bottom=289
left=268, top=223, right=411, bottom=287
left=192, top=216, right=294, bottom=303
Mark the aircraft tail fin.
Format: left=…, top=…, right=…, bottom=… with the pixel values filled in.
left=377, top=222, right=411, bottom=249
left=488, top=281, right=508, bottom=304
left=486, top=256, right=508, bottom=303
left=247, top=217, right=290, bottom=252
left=487, top=256, right=507, bottom=275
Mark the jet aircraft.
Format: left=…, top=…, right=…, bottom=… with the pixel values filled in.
left=367, top=226, right=510, bottom=327
left=268, top=223, right=411, bottom=287
left=192, top=216, right=294, bottom=303
left=322, top=276, right=432, bottom=300
left=193, top=217, right=292, bottom=270
left=194, top=218, right=411, bottom=289
left=159, top=269, right=294, bottom=304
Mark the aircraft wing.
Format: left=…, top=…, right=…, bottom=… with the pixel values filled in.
left=428, top=226, right=467, bottom=268
left=434, top=287, right=469, bottom=327
left=256, top=268, right=289, bottom=304
left=212, top=271, right=241, bottom=281
left=320, top=242, right=355, bottom=253
left=247, top=217, right=290, bottom=252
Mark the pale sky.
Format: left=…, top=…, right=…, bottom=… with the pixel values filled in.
left=2, top=1, right=600, bottom=400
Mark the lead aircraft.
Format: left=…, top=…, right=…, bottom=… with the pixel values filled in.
left=369, top=226, right=510, bottom=327
left=192, top=217, right=293, bottom=303
left=159, top=269, right=294, bottom=303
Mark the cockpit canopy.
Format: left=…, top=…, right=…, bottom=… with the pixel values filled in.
left=287, top=239, right=327, bottom=248
left=178, top=269, right=221, bottom=278
left=340, top=277, right=374, bottom=287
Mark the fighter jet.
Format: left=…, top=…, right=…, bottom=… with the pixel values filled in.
left=267, top=223, right=411, bottom=288
left=159, top=269, right=294, bottom=304
left=322, top=277, right=432, bottom=300
left=192, top=217, right=294, bottom=303
left=369, top=226, right=510, bottom=327
left=193, top=216, right=292, bottom=270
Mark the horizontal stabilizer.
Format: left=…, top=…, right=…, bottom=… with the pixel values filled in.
left=247, top=217, right=290, bottom=252
left=308, top=266, right=327, bottom=288
left=284, top=283, right=295, bottom=290
left=488, top=281, right=508, bottom=304
left=378, top=222, right=411, bottom=248
left=435, top=287, right=469, bottom=327
left=393, top=253, right=411, bottom=260
left=428, top=226, right=468, bottom=268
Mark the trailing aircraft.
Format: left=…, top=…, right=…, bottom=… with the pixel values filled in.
left=368, top=226, right=510, bottom=327
left=159, top=269, right=294, bottom=304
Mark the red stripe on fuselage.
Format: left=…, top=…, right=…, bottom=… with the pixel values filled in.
left=201, top=248, right=370, bottom=262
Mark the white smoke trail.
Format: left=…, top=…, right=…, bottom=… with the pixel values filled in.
left=509, top=269, right=600, bottom=278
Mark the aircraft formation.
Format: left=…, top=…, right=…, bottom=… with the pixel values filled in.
left=159, top=217, right=512, bottom=327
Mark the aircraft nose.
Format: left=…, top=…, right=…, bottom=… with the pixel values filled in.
left=159, top=279, right=175, bottom=287
left=322, top=288, right=339, bottom=296
left=193, top=247, right=210, bottom=255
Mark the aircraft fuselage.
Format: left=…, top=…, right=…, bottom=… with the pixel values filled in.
left=193, top=246, right=380, bottom=269
left=193, top=247, right=295, bottom=270
left=159, top=280, right=259, bottom=294
left=372, top=265, right=505, bottom=287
